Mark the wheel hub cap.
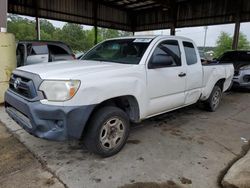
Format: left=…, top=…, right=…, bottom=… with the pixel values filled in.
left=100, top=117, right=125, bottom=150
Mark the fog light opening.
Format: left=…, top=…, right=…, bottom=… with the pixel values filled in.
left=55, top=120, right=64, bottom=128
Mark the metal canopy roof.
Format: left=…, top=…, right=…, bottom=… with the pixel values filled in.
left=8, top=0, right=250, bottom=31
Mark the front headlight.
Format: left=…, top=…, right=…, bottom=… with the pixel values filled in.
left=39, top=80, right=80, bottom=101
left=240, top=65, right=250, bottom=70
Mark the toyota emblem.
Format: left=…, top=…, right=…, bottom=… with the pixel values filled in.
left=14, top=78, right=21, bottom=89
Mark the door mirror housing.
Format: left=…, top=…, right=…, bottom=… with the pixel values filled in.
left=149, top=54, right=174, bottom=69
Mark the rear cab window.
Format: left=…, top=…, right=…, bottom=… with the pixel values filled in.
left=183, top=41, right=198, bottom=65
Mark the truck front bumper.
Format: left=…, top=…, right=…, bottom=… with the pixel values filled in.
left=5, top=90, right=95, bottom=141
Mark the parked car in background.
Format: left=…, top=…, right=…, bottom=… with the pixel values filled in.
left=217, top=50, right=250, bottom=89
left=16, top=40, right=75, bottom=67
left=5, top=36, right=234, bottom=157
left=199, top=50, right=212, bottom=65
left=75, top=52, right=85, bottom=59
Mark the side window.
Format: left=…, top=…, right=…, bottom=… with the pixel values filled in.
left=183, top=41, right=197, bottom=65
left=29, top=44, right=48, bottom=56
left=149, top=40, right=181, bottom=68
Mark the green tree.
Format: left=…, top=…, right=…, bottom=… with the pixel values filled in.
left=7, top=14, right=133, bottom=52
left=40, top=19, right=55, bottom=40
left=214, top=32, right=250, bottom=57
left=7, top=15, right=36, bottom=40
left=238, top=32, right=250, bottom=50
left=57, top=23, right=86, bottom=52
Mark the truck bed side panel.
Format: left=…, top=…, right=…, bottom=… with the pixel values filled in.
left=201, top=64, right=234, bottom=100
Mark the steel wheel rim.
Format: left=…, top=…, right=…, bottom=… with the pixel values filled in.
left=99, top=117, right=125, bottom=150
left=212, top=90, right=221, bottom=109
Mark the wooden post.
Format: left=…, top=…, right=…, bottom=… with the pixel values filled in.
left=0, top=0, right=7, bottom=32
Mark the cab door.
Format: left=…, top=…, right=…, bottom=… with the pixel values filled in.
left=182, top=41, right=203, bottom=105
left=146, top=40, right=187, bottom=116
left=26, top=44, right=49, bottom=65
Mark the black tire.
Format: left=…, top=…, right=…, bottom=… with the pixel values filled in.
left=83, top=106, right=130, bottom=157
left=205, top=85, right=222, bottom=112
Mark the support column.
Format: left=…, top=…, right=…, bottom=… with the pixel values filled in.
left=35, top=17, right=41, bottom=40
left=170, top=1, right=177, bottom=36
left=0, top=0, right=7, bottom=32
left=170, top=26, right=176, bottom=36
left=203, top=26, right=208, bottom=51
left=94, top=25, right=98, bottom=45
left=93, top=0, right=98, bottom=45
left=232, top=0, right=242, bottom=50
left=232, top=20, right=240, bottom=50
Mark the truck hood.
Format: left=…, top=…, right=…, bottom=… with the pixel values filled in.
left=17, top=60, right=136, bottom=79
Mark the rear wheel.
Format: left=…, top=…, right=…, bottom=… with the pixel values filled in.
left=84, top=106, right=130, bottom=157
left=205, top=85, right=222, bottom=112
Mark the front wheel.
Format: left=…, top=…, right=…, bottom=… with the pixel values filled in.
left=205, top=85, right=222, bottom=112
left=83, top=106, right=130, bottom=157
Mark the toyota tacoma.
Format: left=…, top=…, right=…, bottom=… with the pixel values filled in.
left=5, top=36, right=234, bottom=157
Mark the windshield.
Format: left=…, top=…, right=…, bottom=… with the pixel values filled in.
left=82, top=38, right=152, bottom=64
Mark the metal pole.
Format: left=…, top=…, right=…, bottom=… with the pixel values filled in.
left=35, top=17, right=41, bottom=40
left=0, top=0, right=7, bottom=32
left=203, top=26, right=208, bottom=51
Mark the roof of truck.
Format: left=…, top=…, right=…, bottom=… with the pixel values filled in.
left=106, top=35, right=194, bottom=42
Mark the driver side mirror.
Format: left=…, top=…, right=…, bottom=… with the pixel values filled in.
left=148, top=54, right=174, bottom=69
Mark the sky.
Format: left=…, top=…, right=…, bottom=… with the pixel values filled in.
left=22, top=15, right=250, bottom=47
left=136, top=23, right=250, bottom=47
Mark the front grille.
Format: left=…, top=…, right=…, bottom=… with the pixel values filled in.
left=9, top=74, right=37, bottom=99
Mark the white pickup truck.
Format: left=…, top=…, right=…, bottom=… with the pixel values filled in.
left=5, top=36, right=234, bottom=157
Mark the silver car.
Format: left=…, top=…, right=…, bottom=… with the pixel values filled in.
left=16, top=40, right=75, bottom=67
left=218, top=50, right=250, bottom=89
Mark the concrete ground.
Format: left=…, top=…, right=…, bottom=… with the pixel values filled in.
left=0, top=90, right=250, bottom=188
left=0, top=122, right=64, bottom=188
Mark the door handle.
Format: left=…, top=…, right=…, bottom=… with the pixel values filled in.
left=178, top=72, right=186, bottom=77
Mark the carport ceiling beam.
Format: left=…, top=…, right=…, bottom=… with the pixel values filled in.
left=0, top=0, right=7, bottom=32
left=153, top=0, right=172, bottom=8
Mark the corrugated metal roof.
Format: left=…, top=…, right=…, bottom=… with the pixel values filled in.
left=8, top=0, right=250, bottom=31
